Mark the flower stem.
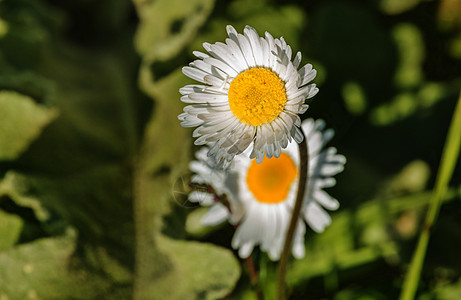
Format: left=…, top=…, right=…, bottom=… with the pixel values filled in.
left=245, top=255, right=264, bottom=300
left=277, top=133, right=308, bottom=300
left=399, top=91, right=461, bottom=300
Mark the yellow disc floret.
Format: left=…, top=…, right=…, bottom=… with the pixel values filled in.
left=246, top=153, right=297, bottom=204
left=228, top=68, right=287, bottom=126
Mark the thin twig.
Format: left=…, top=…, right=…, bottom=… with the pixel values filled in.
left=277, top=133, right=309, bottom=300
left=245, top=255, right=264, bottom=300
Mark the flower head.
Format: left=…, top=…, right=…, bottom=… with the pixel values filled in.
left=188, top=118, right=346, bottom=260
left=179, top=25, right=318, bottom=167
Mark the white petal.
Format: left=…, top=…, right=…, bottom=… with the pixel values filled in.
left=238, top=241, right=255, bottom=259
left=178, top=112, right=203, bottom=127
left=292, top=240, right=305, bottom=259
left=188, top=93, right=229, bottom=104
left=226, top=25, right=239, bottom=42
left=191, top=59, right=227, bottom=79
left=259, top=37, right=270, bottom=68
left=182, top=66, right=207, bottom=84
left=313, top=189, right=340, bottom=210
left=300, top=68, right=317, bottom=86
left=320, top=160, right=345, bottom=176
left=265, top=31, right=277, bottom=69
left=293, top=51, right=302, bottom=69
left=225, top=37, right=249, bottom=69
left=197, top=110, right=234, bottom=122
left=314, top=178, right=337, bottom=189
left=292, top=221, right=306, bottom=259
left=195, top=117, right=237, bottom=136
left=203, top=57, right=238, bottom=77
left=297, top=64, right=313, bottom=84
left=210, top=42, right=248, bottom=72
left=244, top=26, right=263, bottom=66
left=193, top=50, right=209, bottom=59
left=179, top=85, right=212, bottom=96
left=202, top=203, right=230, bottom=226
left=306, top=85, right=319, bottom=99
left=303, top=202, right=332, bottom=233
left=237, top=33, right=256, bottom=67
left=189, top=191, right=214, bottom=206
left=291, top=126, right=304, bottom=143
left=298, top=104, right=309, bottom=114
left=204, top=74, right=225, bottom=87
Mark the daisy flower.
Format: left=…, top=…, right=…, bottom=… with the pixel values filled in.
left=188, top=118, right=346, bottom=260
left=179, top=25, right=319, bottom=167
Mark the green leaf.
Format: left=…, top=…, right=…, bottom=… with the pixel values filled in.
left=187, top=4, right=305, bottom=56
left=379, top=0, right=423, bottom=15
left=342, top=81, right=367, bottom=115
left=0, top=228, right=128, bottom=299
left=0, top=229, right=87, bottom=299
left=5, top=41, right=139, bottom=260
left=393, top=23, right=424, bottom=89
left=387, top=160, right=431, bottom=195
left=151, top=236, right=240, bottom=300
left=0, top=39, right=138, bottom=298
left=0, top=91, right=58, bottom=161
left=0, top=171, right=50, bottom=222
left=0, top=210, right=23, bottom=252
left=369, top=82, right=451, bottom=126
left=287, top=185, right=461, bottom=289
left=0, top=0, right=63, bottom=69
left=422, top=279, right=461, bottom=300
left=0, top=17, right=8, bottom=38
left=133, top=0, right=215, bottom=63
left=0, top=231, right=75, bottom=299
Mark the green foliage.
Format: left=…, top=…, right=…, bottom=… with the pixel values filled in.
left=0, top=91, right=58, bottom=160
left=393, top=23, right=424, bottom=89
left=342, top=81, right=367, bottom=115
left=134, top=0, right=215, bottom=63
left=379, top=0, right=423, bottom=15
left=0, top=0, right=460, bottom=299
left=187, top=1, right=305, bottom=59
left=287, top=187, right=458, bottom=286
left=0, top=229, right=79, bottom=299
left=420, top=278, right=461, bottom=300
left=153, top=236, right=241, bottom=300
left=400, top=93, right=461, bottom=300
left=0, top=172, right=50, bottom=222
left=0, top=209, right=22, bottom=251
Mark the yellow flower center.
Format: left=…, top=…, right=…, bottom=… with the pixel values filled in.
left=228, top=68, right=287, bottom=126
left=246, top=153, right=297, bottom=204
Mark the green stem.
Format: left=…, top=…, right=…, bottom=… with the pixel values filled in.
left=399, top=91, right=461, bottom=300
left=277, top=133, right=309, bottom=300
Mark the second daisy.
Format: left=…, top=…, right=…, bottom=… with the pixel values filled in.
left=188, top=118, right=346, bottom=260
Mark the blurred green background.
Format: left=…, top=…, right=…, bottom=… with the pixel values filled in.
left=0, top=0, right=460, bottom=299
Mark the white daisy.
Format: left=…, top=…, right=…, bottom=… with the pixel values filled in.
left=179, top=25, right=319, bottom=167
left=188, top=118, right=346, bottom=261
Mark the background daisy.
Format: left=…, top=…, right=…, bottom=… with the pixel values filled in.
left=179, top=25, right=318, bottom=167
left=189, top=118, right=346, bottom=260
